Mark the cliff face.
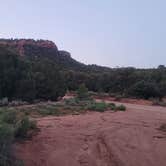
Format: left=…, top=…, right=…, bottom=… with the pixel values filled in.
left=0, top=38, right=86, bottom=70
left=0, top=39, right=58, bottom=56
left=0, top=38, right=111, bottom=72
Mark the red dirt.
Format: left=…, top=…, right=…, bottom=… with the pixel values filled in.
left=15, top=102, right=166, bottom=166
left=94, top=96, right=153, bottom=106
left=64, top=93, right=154, bottom=105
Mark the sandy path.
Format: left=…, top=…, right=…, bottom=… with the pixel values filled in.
left=97, top=99, right=166, bottom=112
left=15, top=103, right=166, bottom=166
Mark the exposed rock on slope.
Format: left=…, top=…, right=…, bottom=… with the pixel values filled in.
left=0, top=39, right=58, bottom=56
left=0, top=38, right=112, bottom=72
left=0, top=38, right=88, bottom=70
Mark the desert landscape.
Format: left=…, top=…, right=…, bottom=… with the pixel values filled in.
left=0, top=1, right=166, bottom=166
left=14, top=96, right=166, bottom=166
left=0, top=38, right=166, bottom=166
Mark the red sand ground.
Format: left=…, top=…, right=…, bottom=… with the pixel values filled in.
left=64, top=93, right=154, bottom=105
left=15, top=101, right=166, bottom=166
left=94, top=96, right=153, bottom=106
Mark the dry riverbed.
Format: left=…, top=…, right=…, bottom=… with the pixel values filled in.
left=15, top=101, right=166, bottom=166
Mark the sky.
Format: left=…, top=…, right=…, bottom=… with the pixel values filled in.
left=0, top=0, right=166, bottom=68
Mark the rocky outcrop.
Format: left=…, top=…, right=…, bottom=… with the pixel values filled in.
left=58, top=50, right=71, bottom=58
left=0, top=39, right=58, bottom=56
left=0, top=38, right=87, bottom=71
left=0, top=38, right=111, bottom=73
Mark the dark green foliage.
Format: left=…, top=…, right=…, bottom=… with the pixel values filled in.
left=64, top=98, right=109, bottom=112
left=64, top=98, right=79, bottom=106
left=0, top=107, right=36, bottom=166
left=0, top=123, right=14, bottom=148
left=65, top=67, right=166, bottom=100
left=0, top=123, right=14, bottom=166
left=159, top=81, right=166, bottom=98
left=87, top=102, right=108, bottom=112
left=115, top=105, right=126, bottom=111
left=76, top=84, right=90, bottom=100
left=63, top=97, right=126, bottom=113
left=2, top=111, right=17, bottom=124
left=128, top=80, right=162, bottom=99
left=107, top=103, right=126, bottom=111
left=37, top=107, right=61, bottom=116
left=0, top=46, right=25, bottom=100
left=15, top=116, right=34, bottom=138
left=0, top=40, right=166, bottom=102
left=108, top=103, right=116, bottom=110
left=0, top=46, right=66, bottom=102
left=16, top=79, right=36, bottom=102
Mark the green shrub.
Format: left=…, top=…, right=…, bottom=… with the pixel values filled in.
left=128, top=80, right=163, bottom=99
left=88, top=102, right=107, bottom=112
left=108, top=103, right=116, bottom=110
left=76, top=84, right=90, bottom=100
left=64, top=98, right=78, bottom=106
left=2, top=111, right=18, bottom=124
left=116, top=104, right=126, bottom=111
left=0, top=123, right=14, bottom=148
left=0, top=123, right=14, bottom=166
left=0, top=107, right=36, bottom=165
left=30, top=120, right=37, bottom=130
left=37, top=107, right=60, bottom=116
left=15, top=116, right=36, bottom=138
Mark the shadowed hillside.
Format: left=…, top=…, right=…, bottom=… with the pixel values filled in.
left=0, top=39, right=111, bottom=72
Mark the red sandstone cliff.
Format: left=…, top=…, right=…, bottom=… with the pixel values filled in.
left=0, top=39, right=58, bottom=56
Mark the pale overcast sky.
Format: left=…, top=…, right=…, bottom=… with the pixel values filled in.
left=0, top=0, right=165, bottom=68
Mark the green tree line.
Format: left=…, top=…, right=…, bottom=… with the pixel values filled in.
left=0, top=46, right=66, bottom=102
left=0, top=45, right=166, bottom=102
